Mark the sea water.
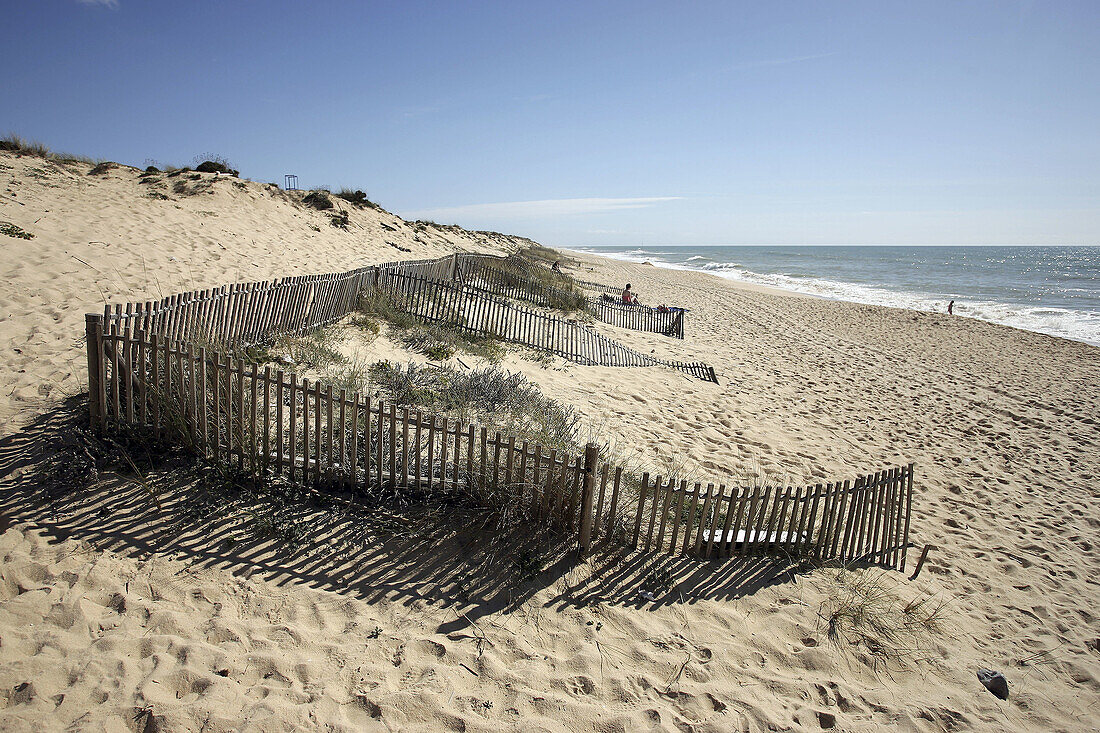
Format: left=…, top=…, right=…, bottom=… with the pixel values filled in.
left=570, top=245, right=1100, bottom=347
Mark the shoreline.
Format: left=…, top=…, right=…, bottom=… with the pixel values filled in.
left=563, top=245, right=1100, bottom=349
left=561, top=245, right=817, bottom=302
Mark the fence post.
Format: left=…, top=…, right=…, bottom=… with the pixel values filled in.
left=578, top=442, right=599, bottom=553
left=85, top=313, right=106, bottom=434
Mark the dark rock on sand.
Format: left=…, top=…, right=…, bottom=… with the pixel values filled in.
left=977, top=668, right=1009, bottom=699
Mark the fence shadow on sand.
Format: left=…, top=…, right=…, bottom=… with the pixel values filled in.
left=1, top=398, right=823, bottom=634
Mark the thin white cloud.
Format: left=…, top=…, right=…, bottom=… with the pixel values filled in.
left=402, top=197, right=682, bottom=221
left=77, top=0, right=119, bottom=7
left=513, top=93, right=555, bottom=103
left=398, top=105, right=439, bottom=119
left=726, top=52, right=837, bottom=72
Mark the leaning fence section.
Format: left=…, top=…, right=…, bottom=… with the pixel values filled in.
left=572, top=277, right=622, bottom=296
left=586, top=298, right=684, bottom=339
left=374, top=270, right=717, bottom=382
left=460, top=258, right=687, bottom=338
left=600, top=468, right=914, bottom=570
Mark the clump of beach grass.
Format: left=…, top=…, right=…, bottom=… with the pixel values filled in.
left=815, top=566, right=950, bottom=669
left=482, top=253, right=589, bottom=313
left=349, top=315, right=381, bottom=334
left=400, top=323, right=505, bottom=363
left=2, top=133, right=97, bottom=167
left=516, top=242, right=579, bottom=269
left=273, top=328, right=346, bottom=369
left=368, top=361, right=581, bottom=452
left=357, top=289, right=506, bottom=363
left=335, top=188, right=380, bottom=209
left=1, top=133, right=51, bottom=158
left=358, top=288, right=420, bottom=330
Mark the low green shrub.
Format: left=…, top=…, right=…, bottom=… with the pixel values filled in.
left=195, top=159, right=239, bottom=176
left=335, top=188, right=376, bottom=207
left=88, top=161, right=117, bottom=176
left=303, top=190, right=333, bottom=210
left=350, top=315, right=381, bottom=334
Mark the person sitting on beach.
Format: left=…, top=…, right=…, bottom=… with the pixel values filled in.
left=622, top=284, right=635, bottom=304
left=551, top=260, right=562, bottom=273
left=656, top=304, right=670, bottom=313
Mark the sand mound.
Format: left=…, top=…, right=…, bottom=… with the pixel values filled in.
left=0, top=151, right=529, bottom=438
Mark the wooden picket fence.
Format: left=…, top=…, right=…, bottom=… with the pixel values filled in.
left=100, top=266, right=376, bottom=349
left=86, top=326, right=604, bottom=537
left=623, top=468, right=914, bottom=567
left=457, top=256, right=686, bottom=338
left=98, top=252, right=688, bottom=351
left=373, top=270, right=717, bottom=382
left=572, top=277, right=622, bottom=296
left=586, top=297, right=685, bottom=339
left=84, top=251, right=915, bottom=568
left=85, top=321, right=913, bottom=568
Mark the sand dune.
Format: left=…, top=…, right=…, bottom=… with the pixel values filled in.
left=0, top=152, right=526, bottom=439
left=2, top=149, right=1099, bottom=731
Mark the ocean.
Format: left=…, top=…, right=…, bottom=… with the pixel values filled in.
left=570, top=245, right=1100, bottom=347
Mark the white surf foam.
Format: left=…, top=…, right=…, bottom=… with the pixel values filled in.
left=568, top=248, right=1100, bottom=346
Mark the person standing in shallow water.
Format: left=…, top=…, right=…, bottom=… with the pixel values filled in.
left=948, top=300, right=955, bottom=315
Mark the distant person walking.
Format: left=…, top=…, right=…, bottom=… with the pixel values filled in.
left=948, top=300, right=955, bottom=315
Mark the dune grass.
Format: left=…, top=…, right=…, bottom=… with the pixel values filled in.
left=357, top=288, right=506, bottom=363
left=816, top=567, right=950, bottom=668
left=368, top=360, right=581, bottom=453
left=335, top=188, right=380, bottom=209
left=2, top=133, right=97, bottom=166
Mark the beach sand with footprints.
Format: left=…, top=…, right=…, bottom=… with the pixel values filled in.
left=2, top=149, right=1099, bottom=731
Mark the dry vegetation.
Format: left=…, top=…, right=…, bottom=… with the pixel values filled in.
left=816, top=567, right=951, bottom=669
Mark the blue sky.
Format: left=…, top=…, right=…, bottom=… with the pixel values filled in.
left=5, top=0, right=1098, bottom=245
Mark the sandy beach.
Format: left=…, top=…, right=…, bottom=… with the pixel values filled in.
left=2, top=150, right=1099, bottom=731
